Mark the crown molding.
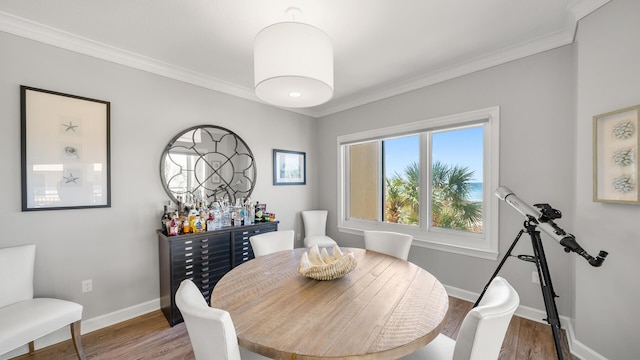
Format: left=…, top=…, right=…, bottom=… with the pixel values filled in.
left=0, top=10, right=318, bottom=117
left=312, top=28, right=574, bottom=117
left=568, top=0, right=610, bottom=21
left=0, top=12, right=241, bottom=98
left=312, top=0, right=610, bottom=118
left=0, top=0, right=609, bottom=119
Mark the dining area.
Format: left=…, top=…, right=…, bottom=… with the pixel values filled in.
left=5, top=224, right=537, bottom=360
left=175, top=226, right=520, bottom=360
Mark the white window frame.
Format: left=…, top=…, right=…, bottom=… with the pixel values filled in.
left=337, top=106, right=500, bottom=260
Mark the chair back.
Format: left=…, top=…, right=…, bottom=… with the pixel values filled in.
left=363, top=231, right=413, bottom=260
left=301, top=210, right=328, bottom=237
left=250, top=230, right=295, bottom=257
left=0, top=244, right=35, bottom=307
left=453, top=276, right=520, bottom=360
left=175, top=279, right=241, bottom=360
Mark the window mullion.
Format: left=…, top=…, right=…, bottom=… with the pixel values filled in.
left=420, top=132, right=431, bottom=231
left=377, top=139, right=384, bottom=222
left=344, top=146, right=351, bottom=222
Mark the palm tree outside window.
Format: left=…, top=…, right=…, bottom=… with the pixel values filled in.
left=380, top=128, right=483, bottom=234
left=338, top=107, right=499, bottom=259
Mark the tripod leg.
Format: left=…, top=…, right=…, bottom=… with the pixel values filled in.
left=474, top=229, right=524, bottom=307
left=528, top=226, right=564, bottom=360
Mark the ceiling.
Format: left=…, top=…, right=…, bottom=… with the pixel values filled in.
left=0, top=0, right=608, bottom=117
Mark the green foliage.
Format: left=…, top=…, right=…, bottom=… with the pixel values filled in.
left=384, top=161, right=482, bottom=232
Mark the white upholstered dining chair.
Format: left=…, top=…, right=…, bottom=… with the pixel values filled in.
left=175, top=279, right=269, bottom=360
left=301, top=210, right=337, bottom=248
left=0, top=244, right=86, bottom=360
left=363, top=230, right=413, bottom=260
left=250, top=230, right=294, bottom=257
left=400, top=276, right=519, bottom=360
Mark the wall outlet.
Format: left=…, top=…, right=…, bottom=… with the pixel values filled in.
left=532, top=271, right=540, bottom=284
left=296, top=233, right=301, bottom=241
left=82, top=279, right=93, bottom=293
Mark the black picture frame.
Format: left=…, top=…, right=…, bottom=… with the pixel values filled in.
left=21, top=86, right=111, bottom=211
left=273, top=149, right=306, bottom=185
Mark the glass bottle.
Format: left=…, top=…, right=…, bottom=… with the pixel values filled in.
left=182, top=207, right=191, bottom=234
left=161, top=204, right=170, bottom=234
left=193, top=215, right=202, bottom=233
left=254, top=201, right=263, bottom=222
left=232, top=199, right=242, bottom=227
left=222, top=202, right=231, bottom=227
left=248, top=201, right=255, bottom=225
left=206, top=207, right=215, bottom=231
left=243, top=201, right=251, bottom=226
left=188, top=206, right=199, bottom=232
left=203, top=208, right=207, bottom=231
left=177, top=195, right=183, bottom=217
left=168, top=213, right=178, bottom=236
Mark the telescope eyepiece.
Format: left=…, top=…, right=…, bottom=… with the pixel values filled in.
left=588, top=251, right=608, bottom=267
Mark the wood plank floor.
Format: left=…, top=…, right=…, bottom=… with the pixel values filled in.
left=11, top=296, right=577, bottom=360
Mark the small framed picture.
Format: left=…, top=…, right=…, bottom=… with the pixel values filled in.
left=593, top=104, right=640, bottom=204
left=273, top=149, right=306, bottom=185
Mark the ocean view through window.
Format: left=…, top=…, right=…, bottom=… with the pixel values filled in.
left=338, top=107, right=500, bottom=259
left=469, top=182, right=483, bottom=202
left=432, top=126, right=484, bottom=234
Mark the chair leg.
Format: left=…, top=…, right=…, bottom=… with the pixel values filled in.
left=70, top=320, right=87, bottom=360
left=28, top=341, right=35, bottom=354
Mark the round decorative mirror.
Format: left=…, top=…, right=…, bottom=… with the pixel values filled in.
left=160, top=125, right=256, bottom=204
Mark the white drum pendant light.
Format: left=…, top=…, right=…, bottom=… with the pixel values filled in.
left=254, top=9, right=333, bottom=108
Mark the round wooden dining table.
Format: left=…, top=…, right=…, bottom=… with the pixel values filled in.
left=210, top=247, right=449, bottom=359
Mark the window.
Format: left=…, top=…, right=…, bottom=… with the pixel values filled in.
left=338, top=107, right=499, bottom=259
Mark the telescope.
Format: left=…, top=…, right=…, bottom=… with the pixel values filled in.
left=496, top=186, right=608, bottom=267
left=478, top=186, right=609, bottom=359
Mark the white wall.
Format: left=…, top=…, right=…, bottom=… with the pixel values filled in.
left=574, top=0, right=640, bottom=358
left=0, top=31, right=317, bottom=320
left=317, top=45, right=577, bottom=315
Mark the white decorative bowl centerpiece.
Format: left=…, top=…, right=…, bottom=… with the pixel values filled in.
left=298, top=244, right=357, bottom=280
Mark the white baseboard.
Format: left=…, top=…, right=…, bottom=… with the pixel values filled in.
left=81, top=298, right=160, bottom=332
left=565, top=321, right=609, bottom=360
left=0, top=298, right=160, bottom=360
left=443, top=284, right=607, bottom=360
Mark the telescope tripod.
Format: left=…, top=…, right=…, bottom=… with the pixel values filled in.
left=475, top=220, right=564, bottom=360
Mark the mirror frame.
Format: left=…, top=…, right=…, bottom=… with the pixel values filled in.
left=160, top=125, right=256, bottom=205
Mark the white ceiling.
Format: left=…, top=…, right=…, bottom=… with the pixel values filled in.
left=0, top=0, right=608, bottom=117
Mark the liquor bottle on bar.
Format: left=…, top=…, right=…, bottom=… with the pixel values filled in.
left=169, top=213, right=180, bottom=236
left=182, top=206, right=191, bottom=234
left=198, top=210, right=207, bottom=232
left=248, top=201, right=255, bottom=225
left=177, top=195, right=184, bottom=217
left=206, top=207, right=215, bottom=231
left=161, top=204, right=170, bottom=234
left=188, top=206, right=199, bottom=233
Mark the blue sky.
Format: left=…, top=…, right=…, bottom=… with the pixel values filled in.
left=384, top=126, right=483, bottom=182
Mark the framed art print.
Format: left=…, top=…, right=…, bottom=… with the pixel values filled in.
left=21, top=86, right=111, bottom=210
left=593, top=104, right=639, bottom=204
left=273, top=149, right=306, bottom=185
